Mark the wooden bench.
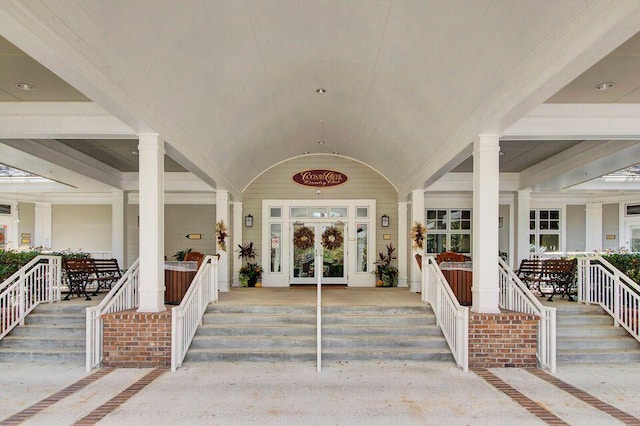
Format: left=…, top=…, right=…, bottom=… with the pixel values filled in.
left=63, top=258, right=122, bottom=300
left=516, top=258, right=577, bottom=301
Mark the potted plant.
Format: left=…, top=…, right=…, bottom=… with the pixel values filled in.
left=173, top=248, right=192, bottom=261
left=373, top=243, right=398, bottom=287
left=236, top=242, right=263, bottom=287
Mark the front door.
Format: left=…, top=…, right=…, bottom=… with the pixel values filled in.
left=627, top=223, right=640, bottom=252
left=290, top=222, right=347, bottom=284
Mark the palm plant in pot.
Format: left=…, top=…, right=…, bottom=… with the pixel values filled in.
left=236, top=242, right=263, bottom=287
left=373, top=243, right=398, bottom=287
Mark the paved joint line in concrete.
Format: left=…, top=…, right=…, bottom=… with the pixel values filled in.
left=473, top=368, right=569, bottom=425
left=525, top=368, right=640, bottom=425
left=0, top=368, right=115, bottom=426
left=72, top=368, right=168, bottom=426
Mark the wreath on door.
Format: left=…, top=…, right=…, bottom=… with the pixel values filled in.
left=293, top=226, right=315, bottom=250
left=321, top=226, right=343, bottom=250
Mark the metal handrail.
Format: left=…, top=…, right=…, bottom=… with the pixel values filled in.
left=422, top=256, right=469, bottom=372
left=171, top=255, right=218, bottom=371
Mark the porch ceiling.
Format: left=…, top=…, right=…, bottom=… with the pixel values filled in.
left=0, top=2, right=640, bottom=197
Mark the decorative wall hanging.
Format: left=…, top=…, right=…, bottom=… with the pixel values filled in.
left=292, top=170, right=348, bottom=187
left=216, top=220, right=228, bottom=252
left=321, top=226, right=343, bottom=250
left=293, top=226, right=315, bottom=250
left=411, top=221, right=426, bottom=250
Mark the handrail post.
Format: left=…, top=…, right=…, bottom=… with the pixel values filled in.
left=577, top=258, right=584, bottom=303
left=18, top=270, right=25, bottom=326
left=316, top=249, right=322, bottom=373
left=613, top=270, right=621, bottom=327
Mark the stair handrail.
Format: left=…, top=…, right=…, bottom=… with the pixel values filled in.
left=171, top=255, right=218, bottom=371
left=86, top=258, right=140, bottom=371
left=577, top=255, right=640, bottom=342
left=1, top=255, right=62, bottom=340
left=421, top=255, right=468, bottom=372
left=498, top=256, right=556, bottom=373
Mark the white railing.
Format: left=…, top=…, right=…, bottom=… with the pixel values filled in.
left=422, top=256, right=469, bottom=372
left=171, top=255, right=218, bottom=371
left=86, top=258, right=140, bottom=372
left=498, top=257, right=556, bottom=373
left=1, top=255, right=62, bottom=339
left=578, top=255, right=640, bottom=342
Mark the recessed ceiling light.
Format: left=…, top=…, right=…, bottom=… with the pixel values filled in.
left=332, top=151, right=340, bottom=155
left=499, top=151, right=505, bottom=156
left=595, top=82, right=615, bottom=91
left=15, top=82, right=35, bottom=91
left=303, top=151, right=311, bottom=155
left=130, top=150, right=139, bottom=155
left=317, top=140, right=325, bottom=145
left=315, top=88, right=326, bottom=94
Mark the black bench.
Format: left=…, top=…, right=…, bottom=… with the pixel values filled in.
left=63, top=258, right=122, bottom=300
left=516, top=258, right=577, bottom=301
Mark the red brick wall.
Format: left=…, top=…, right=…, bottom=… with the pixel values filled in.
left=468, top=311, right=538, bottom=368
left=102, top=309, right=172, bottom=368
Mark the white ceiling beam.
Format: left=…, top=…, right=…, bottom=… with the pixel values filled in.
left=122, top=172, right=214, bottom=192
left=0, top=102, right=136, bottom=139
left=425, top=172, right=520, bottom=193
left=1, top=139, right=123, bottom=190
left=504, top=104, right=640, bottom=140
left=519, top=140, right=640, bottom=191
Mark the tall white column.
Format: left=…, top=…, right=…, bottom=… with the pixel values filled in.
left=216, top=190, right=230, bottom=292
left=232, top=201, right=243, bottom=287
left=516, top=189, right=531, bottom=266
left=111, top=190, right=127, bottom=268
left=472, top=135, right=500, bottom=314
left=410, top=189, right=425, bottom=292
left=397, top=201, right=408, bottom=288
left=137, top=134, right=165, bottom=312
left=585, top=203, right=603, bottom=252
left=34, top=202, right=52, bottom=248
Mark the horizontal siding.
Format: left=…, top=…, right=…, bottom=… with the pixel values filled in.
left=52, top=204, right=111, bottom=252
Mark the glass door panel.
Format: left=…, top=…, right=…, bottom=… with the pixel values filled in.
left=290, top=222, right=347, bottom=284
left=292, top=223, right=315, bottom=283
left=321, top=223, right=345, bottom=280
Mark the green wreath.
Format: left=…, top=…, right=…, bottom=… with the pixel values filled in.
left=293, top=226, right=315, bottom=250
left=321, top=226, right=343, bottom=250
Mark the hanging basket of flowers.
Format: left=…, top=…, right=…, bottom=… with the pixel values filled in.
left=411, top=221, right=426, bottom=250
left=216, top=220, right=228, bottom=252
left=293, top=226, right=315, bottom=250
left=321, top=226, right=343, bottom=250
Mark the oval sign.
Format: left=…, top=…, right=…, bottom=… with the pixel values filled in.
left=292, top=169, right=348, bottom=187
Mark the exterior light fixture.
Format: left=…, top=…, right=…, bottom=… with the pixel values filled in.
left=381, top=214, right=390, bottom=228
left=594, top=82, right=615, bottom=91
left=15, top=82, right=35, bottom=91
left=316, top=88, right=326, bottom=94
left=245, top=214, right=253, bottom=227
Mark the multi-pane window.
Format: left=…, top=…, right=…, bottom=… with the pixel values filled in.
left=426, top=209, right=471, bottom=254
left=529, top=209, right=560, bottom=252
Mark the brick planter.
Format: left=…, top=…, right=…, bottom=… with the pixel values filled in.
left=468, top=311, right=538, bottom=368
left=102, top=309, right=172, bottom=368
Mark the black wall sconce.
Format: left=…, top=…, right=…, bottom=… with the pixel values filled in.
left=245, top=214, right=253, bottom=227
left=381, top=214, right=390, bottom=228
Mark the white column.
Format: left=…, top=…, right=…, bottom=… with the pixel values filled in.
left=585, top=203, right=603, bottom=252
left=34, top=202, right=52, bottom=248
left=410, top=189, right=425, bottom=292
left=111, top=190, right=127, bottom=268
left=232, top=201, right=243, bottom=287
left=516, top=189, right=531, bottom=266
left=397, top=201, right=408, bottom=288
left=472, top=135, right=500, bottom=314
left=137, top=134, right=165, bottom=312
left=216, top=190, right=230, bottom=292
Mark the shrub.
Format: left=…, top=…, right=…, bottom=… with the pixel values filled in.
left=601, top=253, right=640, bottom=284
left=0, top=248, right=90, bottom=282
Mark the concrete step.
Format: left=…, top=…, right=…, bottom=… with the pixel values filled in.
left=558, top=336, right=640, bottom=350
left=323, top=315, right=434, bottom=326
left=0, top=348, right=84, bottom=363
left=552, top=303, right=606, bottom=315
left=202, top=314, right=316, bottom=325
left=556, top=325, right=629, bottom=338
left=323, top=335, right=449, bottom=350
left=24, top=313, right=85, bottom=326
left=558, top=349, right=640, bottom=363
left=30, top=303, right=88, bottom=315
left=0, top=336, right=84, bottom=349
left=322, top=324, right=444, bottom=337
left=207, top=305, right=432, bottom=315
left=207, top=305, right=315, bottom=315
left=190, top=336, right=316, bottom=350
left=556, top=314, right=614, bottom=326
left=9, top=324, right=85, bottom=338
left=184, top=348, right=316, bottom=362
left=323, top=348, right=454, bottom=362
left=195, top=324, right=315, bottom=337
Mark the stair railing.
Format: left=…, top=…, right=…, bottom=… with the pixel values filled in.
left=1, top=255, right=62, bottom=340
left=577, top=255, right=640, bottom=342
left=171, top=255, right=218, bottom=371
left=422, top=256, right=469, bottom=372
left=498, top=257, right=556, bottom=373
left=86, top=258, right=140, bottom=371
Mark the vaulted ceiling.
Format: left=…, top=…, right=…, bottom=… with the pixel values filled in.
left=1, top=1, right=640, bottom=198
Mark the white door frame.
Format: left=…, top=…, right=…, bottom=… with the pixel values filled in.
left=262, top=199, right=376, bottom=287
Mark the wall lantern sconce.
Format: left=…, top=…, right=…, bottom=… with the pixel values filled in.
left=245, top=214, right=253, bottom=227
left=381, top=214, right=390, bottom=228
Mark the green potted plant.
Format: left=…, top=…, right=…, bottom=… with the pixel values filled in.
left=373, top=243, right=398, bottom=287
left=236, top=242, right=263, bottom=287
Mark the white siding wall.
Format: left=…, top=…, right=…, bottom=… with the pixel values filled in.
left=499, top=204, right=510, bottom=256
left=52, top=204, right=111, bottom=252
left=566, top=204, right=586, bottom=252
left=164, top=204, right=216, bottom=260
left=17, top=202, right=35, bottom=248
left=603, top=203, right=619, bottom=250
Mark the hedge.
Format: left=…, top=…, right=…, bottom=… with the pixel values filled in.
left=0, top=249, right=90, bottom=282
left=601, top=253, right=640, bottom=285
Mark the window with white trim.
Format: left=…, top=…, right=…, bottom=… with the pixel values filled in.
left=529, top=209, right=560, bottom=252
left=425, top=209, right=471, bottom=254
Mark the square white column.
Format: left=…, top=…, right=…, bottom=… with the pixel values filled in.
left=397, top=201, right=408, bottom=288
left=137, top=134, right=165, bottom=312
left=516, top=189, right=531, bottom=266
left=472, top=135, right=500, bottom=313
left=232, top=201, right=243, bottom=287
left=111, top=190, right=127, bottom=268
left=410, top=189, right=425, bottom=292
left=585, top=203, right=603, bottom=252
left=34, top=202, right=52, bottom=248
left=216, top=190, right=230, bottom=292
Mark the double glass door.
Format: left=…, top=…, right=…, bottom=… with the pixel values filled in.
left=291, top=222, right=346, bottom=284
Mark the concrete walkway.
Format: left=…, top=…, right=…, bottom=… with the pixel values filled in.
left=3, top=361, right=640, bottom=425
